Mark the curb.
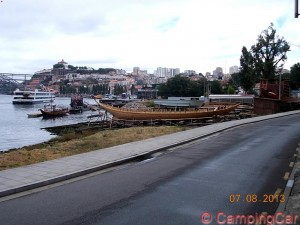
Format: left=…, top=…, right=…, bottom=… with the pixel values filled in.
left=1, top=110, right=300, bottom=198
left=276, top=150, right=299, bottom=213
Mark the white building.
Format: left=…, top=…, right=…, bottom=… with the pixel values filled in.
left=169, top=68, right=180, bottom=77
left=116, top=69, right=127, bottom=75
left=184, top=70, right=196, bottom=76
left=155, top=67, right=168, bottom=77
left=133, top=67, right=140, bottom=75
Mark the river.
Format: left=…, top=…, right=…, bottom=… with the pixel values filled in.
left=0, top=95, right=97, bottom=152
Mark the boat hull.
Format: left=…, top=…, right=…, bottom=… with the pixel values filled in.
left=98, top=102, right=239, bottom=120
left=40, top=109, right=69, bottom=118
left=13, top=99, right=53, bottom=104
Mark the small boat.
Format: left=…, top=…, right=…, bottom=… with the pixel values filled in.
left=40, top=104, right=69, bottom=118
left=27, top=111, right=43, bottom=118
left=12, top=89, right=55, bottom=104
left=69, top=95, right=84, bottom=114
left=97, top=102, right=240, bottom=120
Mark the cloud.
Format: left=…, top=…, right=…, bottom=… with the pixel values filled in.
left=156, top=16, right=180, bottom=32
left=275, top=14, right=289, bottom=29
left=0, top=0, right=299, bottom=74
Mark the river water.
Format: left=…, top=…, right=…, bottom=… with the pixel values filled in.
left=0, top=95, right=97, bottom=152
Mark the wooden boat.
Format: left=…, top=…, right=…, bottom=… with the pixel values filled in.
left=97, top=102, right=240, bottom=120
left=40, top=104, right=69, bottom=118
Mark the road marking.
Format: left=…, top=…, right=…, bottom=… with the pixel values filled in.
left=289, top=162, right=294, bottom=167
left=287, top=180, right=294, bottom=188
left=284, top=172, right=290, bottom=180
left=274, top=188, right=282, bottom=195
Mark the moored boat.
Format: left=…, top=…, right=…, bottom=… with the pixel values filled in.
left=97, top=102, right=240, bottom=120
left=69, top=95, right=84, bottom=114
left=12, top=89, right=55, bottom=104
left=40, top=104, right=69, bottom=118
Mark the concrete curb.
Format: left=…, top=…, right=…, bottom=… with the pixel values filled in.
left=1, top=110, right=300, bottom=198
left=276, top=150, right=299, bottom=214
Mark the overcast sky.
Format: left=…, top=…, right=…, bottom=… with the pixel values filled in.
left=0, top=0, right=299, bottom=74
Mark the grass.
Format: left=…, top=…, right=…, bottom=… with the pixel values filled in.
left=0, top=126, right=188, bottom=171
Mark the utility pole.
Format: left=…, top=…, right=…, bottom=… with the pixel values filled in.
left=296, top=0, right=299, bottom=18
left=278, top=73, right=282, bottom=101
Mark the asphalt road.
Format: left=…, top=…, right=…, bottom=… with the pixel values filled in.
left=1, top=114, right=300, bottom=225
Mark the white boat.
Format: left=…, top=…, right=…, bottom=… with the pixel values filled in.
left=12, top=89, right=55, bottom=104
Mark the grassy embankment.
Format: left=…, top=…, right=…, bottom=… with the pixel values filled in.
left=0, top=126, right=188, bottom=171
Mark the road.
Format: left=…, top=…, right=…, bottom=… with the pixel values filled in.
left=0, top=114, right=300, bottom=225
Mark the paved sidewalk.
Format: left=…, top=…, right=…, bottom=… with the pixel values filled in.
left=0, top=110, right=300, bottom=200
left=280, top=148, right=300, bottom=224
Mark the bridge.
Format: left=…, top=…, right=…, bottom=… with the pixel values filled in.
left=0, top=73, right=33, bottom=93
left=0, top=73, right=33, bottom=81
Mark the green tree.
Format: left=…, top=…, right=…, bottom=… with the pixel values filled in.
left=114, top=84, right=125, bottom=95
left=227, top=85, right=235, bottom=94
left=158, top=75, right=206, bottom=98
left=251, top=23, right=290, bottom=79
left=210, top=80, right=223, bottom=94
left=238, top=23, right=290, bottom=93
left=53, top=63, right=64, bottom=69
left=158, top=75, right=189, bottom=98
left=97, top=68, right=116, bottom=74
left=229, top=73, right=241, bottom=88
left=68, top=65, right=76, bottom=70
left=238, top=46, right=258, bottom=93
left=158, top=75, right=188, bottom=97
left=290, top=63, right=300, bottom=89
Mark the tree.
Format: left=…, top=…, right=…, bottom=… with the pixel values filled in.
left=68, top=65, right=76, bottom=70
left=97, top=68, right=116, bottom=74
left=238, top=46, right=258, bottom=93
left=158, top=75, right=208, bottom=98
left=251, top=23, right=290, bottom=79
left=210, top=80, right=223, bottom=94
left=226, top=86, right=236, bottom=94
left=53, top=63, right=64, bottom=69
left=158, top=75, right=190, bottom=98
left=238, top=23, right=290, bottom=93
left=114, top=84, right=125, bottom=95
left=131, top=84, right=137, bottom=95
left=290, top=63, right=300, bottom=89
left=229, top=72, right=241, bottom=88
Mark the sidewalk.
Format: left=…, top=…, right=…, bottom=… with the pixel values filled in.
left=1, top=110, right=300, bottom=216
left=281, top=148, right=300, bottom=224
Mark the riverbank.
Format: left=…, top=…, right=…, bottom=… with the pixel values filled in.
left=0, top=126, right=188, bottom=171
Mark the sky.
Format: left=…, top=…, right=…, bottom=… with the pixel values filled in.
left=0, top=0, right=299, bottom=75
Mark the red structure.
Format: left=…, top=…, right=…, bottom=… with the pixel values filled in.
left=255, top=79, right=300, bottom=115
left=259, top=79, right=290, bottom=100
